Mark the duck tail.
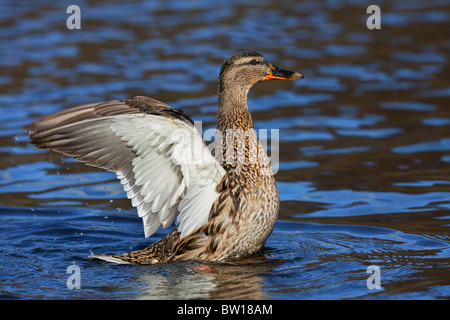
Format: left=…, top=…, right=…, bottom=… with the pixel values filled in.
left=89, top=228, right=181, bottom=265
left=89, top=254, right=132, bottom=264
left=89, top=248, right=163, bottom=265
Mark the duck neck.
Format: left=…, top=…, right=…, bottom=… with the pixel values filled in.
left=217, top=81, right=254, bottom=133
left=215, top=80, right=272, bottom=177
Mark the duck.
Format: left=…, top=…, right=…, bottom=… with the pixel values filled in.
left=25, top=50, right=303, bottom=264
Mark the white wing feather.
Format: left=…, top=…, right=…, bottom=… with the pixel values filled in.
left=31, top=112, right=225, bottom=239
left=27, top=97, right=226, bottom=239
left=110, top=114, right=225, bottom=238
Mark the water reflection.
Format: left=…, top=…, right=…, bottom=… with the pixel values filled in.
left=136, top=259, right=277, bottom=300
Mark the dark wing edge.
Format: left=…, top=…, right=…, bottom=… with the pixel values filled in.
left=24, top=95, right=194, bottom=137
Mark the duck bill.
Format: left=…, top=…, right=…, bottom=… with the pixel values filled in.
left=264, top=63, right=303, bottom=80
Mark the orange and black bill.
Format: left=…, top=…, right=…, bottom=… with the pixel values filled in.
left=264, top=63, right=303, bottom=80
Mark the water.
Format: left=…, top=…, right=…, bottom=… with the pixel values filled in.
left=1, top=0, right=449, bottom=300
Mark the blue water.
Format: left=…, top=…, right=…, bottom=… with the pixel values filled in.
left=1, top=0, right=449, bottom=299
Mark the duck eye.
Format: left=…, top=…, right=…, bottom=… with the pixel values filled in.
left=250, top=59, right=257, bottom=65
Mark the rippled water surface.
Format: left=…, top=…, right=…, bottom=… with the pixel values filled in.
left=1, top=0, right=449, bottom=299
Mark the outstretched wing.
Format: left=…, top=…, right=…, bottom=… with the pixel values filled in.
left=26, top=96, right=225, bottom=239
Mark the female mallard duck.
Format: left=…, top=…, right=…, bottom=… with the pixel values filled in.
left=26, top=50, right=303, bottom=264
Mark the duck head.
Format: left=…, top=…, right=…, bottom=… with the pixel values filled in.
left=219, top=50, right=303, bottom=92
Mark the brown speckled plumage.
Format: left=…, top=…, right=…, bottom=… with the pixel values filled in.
left=25, top=51, right=302, bottom=264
